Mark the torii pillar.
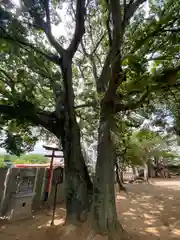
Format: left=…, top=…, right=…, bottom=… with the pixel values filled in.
left=43, top=145, right=63, bottom=201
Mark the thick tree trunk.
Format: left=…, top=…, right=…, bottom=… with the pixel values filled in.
left=92, top=116, right=125, bottom=239
left=60, top=59, right=93, bottom=223
left=62, top=121, right=93, bottom=223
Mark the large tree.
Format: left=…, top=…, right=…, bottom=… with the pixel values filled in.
left=77, top=0, right=180, bottom=237
left=0, top=0, right=93, bottom=222
left=0, top=0, right=180, bottom=239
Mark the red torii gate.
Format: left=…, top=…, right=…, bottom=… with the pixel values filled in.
left=43, top=144, right=63, bottom=201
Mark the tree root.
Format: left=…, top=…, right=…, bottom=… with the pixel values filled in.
left=107, top=222, right=129, bottom=240
left=86, top=220, right=129, bottom=240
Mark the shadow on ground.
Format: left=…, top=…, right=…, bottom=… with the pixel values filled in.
left=0, top=179, right=180, bottom=240
left=0, top=206, right=67, bottom=240
left=117, top=179, right=180, bottom=239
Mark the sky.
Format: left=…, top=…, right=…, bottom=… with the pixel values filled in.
left=0, top=141, right=46, bottom=154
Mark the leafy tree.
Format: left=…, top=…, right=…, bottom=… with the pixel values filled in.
left=0, top=154, right=16, bottom=167
left=131, top=129, right=165, bottom=180
left=0, top=0, right=180, bottom=238
left=76, top=0, right=180, bottom=235
left=14, top=154, right=48, bottom=164
left=0, top=0, right=93, bottom=222
left=114, top=115, right=175, bottom=180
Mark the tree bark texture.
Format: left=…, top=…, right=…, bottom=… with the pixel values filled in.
left=60, top=59, right=93, bottom=223
left=92, top=113, right=125, bottom=239
left=62, top=121, right=93, bottom=222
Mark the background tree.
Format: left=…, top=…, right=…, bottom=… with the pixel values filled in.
left=0, top=154, right=48, bottom=167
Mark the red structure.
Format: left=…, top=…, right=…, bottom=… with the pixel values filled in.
left=43, top=145, right=63, bottom=201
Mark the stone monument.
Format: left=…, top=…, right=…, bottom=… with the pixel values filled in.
left=5, top=168, right=36, bottom=221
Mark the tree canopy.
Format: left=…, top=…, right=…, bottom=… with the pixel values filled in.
left=0, top=0, right=180, bottom=237
left=0, top=0, right=179, bottom=154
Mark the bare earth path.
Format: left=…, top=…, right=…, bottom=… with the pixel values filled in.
left=1, top=179, right=180, bottom=240
left=119, top=179, right=180, bottom=239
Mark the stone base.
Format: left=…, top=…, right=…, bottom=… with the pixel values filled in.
left=7, top=192, right=35, bottom=221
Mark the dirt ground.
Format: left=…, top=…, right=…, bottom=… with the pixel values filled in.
left=1, top=179, right=180, bottom=240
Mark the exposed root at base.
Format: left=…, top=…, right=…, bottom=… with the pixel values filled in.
left=107, top=226, right=129, bottom=240
left=86, top=222, right=129, bottom=240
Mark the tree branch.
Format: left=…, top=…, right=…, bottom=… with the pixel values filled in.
left=123, top=0, right=127, bottom=22
left=0, top=30, right=61, bottom=65
left=115, top=64, right=180, bottom=113
left=110, top=0, right=122, bottom=47
left=67, top=0, right=86, bottom=58
left=90, top=56, right=99, bottom=86
left=95, top=52, right=103, bottom=69
left=91, top=32, right=106, bottom=56
left=80, top=41, right=99, bottom=86
left=20, top=0, right=65, bottom=57
left=0, top=68, right=15, bottom=90
left=0, top=104, right=59, bottom=136
left=44, top=27, right=65, bottom=58
left=101, top=0, right=122, bottom=100
left=114, top=89, right=149, bottom=113
left=105, top=2, right=112, bottom=47
left=44, top=0, right=51, bottom=26
left=74, top=101, right=98, bottom=109
left=123, top=0, right=146, bottom=29
left=131, top=15, right=179, bottom=54
left=31, top=0, right=65, bottom=57
left=81, top=40, right=89, bottom=56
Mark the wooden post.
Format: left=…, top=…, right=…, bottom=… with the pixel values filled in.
left=50, top=166, right=63, bottom=225
left=43, top=145, right=63, bottom=202
left=44, top=149, right=54, bottom=201
left=51, top=183, right=58, bottom=226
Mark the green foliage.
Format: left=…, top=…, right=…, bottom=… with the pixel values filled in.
left=113, top=113, right=179, bottom=169
left=0, top=0, right=179, bottom=155
left=0, top=153, right=48, bottom=167
left=12, top=154, right=48, bottom=164
left=0, top=2, right=62, bottom=153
